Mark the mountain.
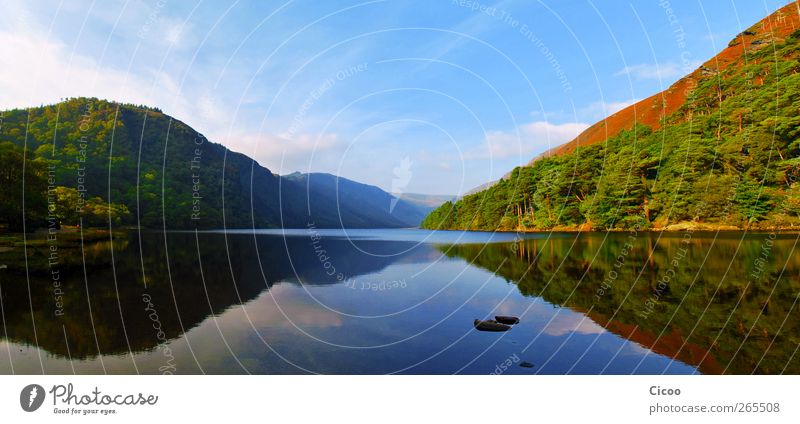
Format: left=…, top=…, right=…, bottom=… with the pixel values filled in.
left=536, top=1, right=800, bottom=161
left=460, top=181, right=498, bottom=197
left=423, top=2, right=800, bottom=232
left=391, top=192, right=456, bottom=211
left=284, top=172, right=429, bottom=227
left=0, top=98, right=424, bottom=230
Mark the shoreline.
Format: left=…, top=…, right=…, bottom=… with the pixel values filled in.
left=421, top=221, right=800, bottom=234
left=4, top=224, right=800, bottom=239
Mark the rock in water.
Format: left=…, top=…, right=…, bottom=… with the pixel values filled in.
left=474, top=319, right=511, bottom=332
left=495, top=315, right=520, bottom=325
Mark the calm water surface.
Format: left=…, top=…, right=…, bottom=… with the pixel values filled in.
left=0, top=229, right=798, bottom=374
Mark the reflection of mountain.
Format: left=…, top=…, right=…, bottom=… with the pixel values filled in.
left=439, top=233, right=800, bottom=374
left=0, top=232, right=426, bottom=359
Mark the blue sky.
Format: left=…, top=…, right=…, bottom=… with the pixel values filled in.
left=0, top=0, right=790, bottom=195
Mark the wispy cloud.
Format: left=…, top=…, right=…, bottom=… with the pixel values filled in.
left=422, top=0, right=516, bottom=62
left=615, top=61, right=701, bottom=81
left=0, top=30, right=152, bottom=109
left=529, top=99, right=637, bottom=125
left=160, top=18, right=194, bottom=49
left=579, top=99, right=638, bottom=121
left=0, top=1, right=195, bottom=119
left=466, top=120, right=589, bottom=160
left=230, top=132, right=343, bottom=175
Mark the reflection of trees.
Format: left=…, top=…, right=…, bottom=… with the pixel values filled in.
left=439, top=233, right=800, bottom=374
left=0, top=232, right=421, bottom=359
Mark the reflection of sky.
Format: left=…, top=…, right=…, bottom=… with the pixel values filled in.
left=208, top=227, right=553, bottom=244
left=211, top=259, right=696, bottom=374
left=541, top=314, right=606, bottom=337
left=225, top=285, right=344, bottom=329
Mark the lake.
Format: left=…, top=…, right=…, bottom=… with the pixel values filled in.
left=0, top=228, right=798, bottom=374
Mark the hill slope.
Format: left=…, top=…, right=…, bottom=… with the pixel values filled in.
left=0, top=98, right=424, bottom=230
left=284, top=172, right=429, bottom=227
left=423, top=2, right=800, bottom=232
left=537, top=1, right=800, bottom=160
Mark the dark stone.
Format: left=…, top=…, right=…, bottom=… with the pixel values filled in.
left=473, top=319, right=511, bottom=332
left=495, top=315, right=520, bottom=325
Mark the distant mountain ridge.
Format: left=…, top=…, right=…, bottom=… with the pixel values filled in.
left=283, top=172, right=430, bottom=227
left=391, top=192, right=456, bottom=210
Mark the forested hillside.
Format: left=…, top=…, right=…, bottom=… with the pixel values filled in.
left=423, top=4, right=800, bottom=232
left=0, top=98, right=426, bottom=231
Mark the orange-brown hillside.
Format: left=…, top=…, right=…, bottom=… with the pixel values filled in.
left=534, top=1, right=800, bottom=161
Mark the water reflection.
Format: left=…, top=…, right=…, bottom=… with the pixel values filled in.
left=440, top=232, right=800, bottom=374
left=0, top=231, right=425, bottom=359
left=0, top=229, right=796, bottom=374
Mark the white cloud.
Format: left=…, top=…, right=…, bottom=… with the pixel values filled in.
left=0, top=1, right=209, bottom=132
left=0, top=29, right=170, bottom=115
left=262, top=132, right=340, bottom=158
left=579, top=99, right=638, bottom=121
left=591, top=100, right=636, bottom=115
left=467, top=120, right=589, bottom=160
left=528, top=100, right=637, bottom=126
left=227, top=132, right=343, bottom=174
left=615, top=61, right=701, bottom=81
left=159, top=18, right=194, bottom=49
